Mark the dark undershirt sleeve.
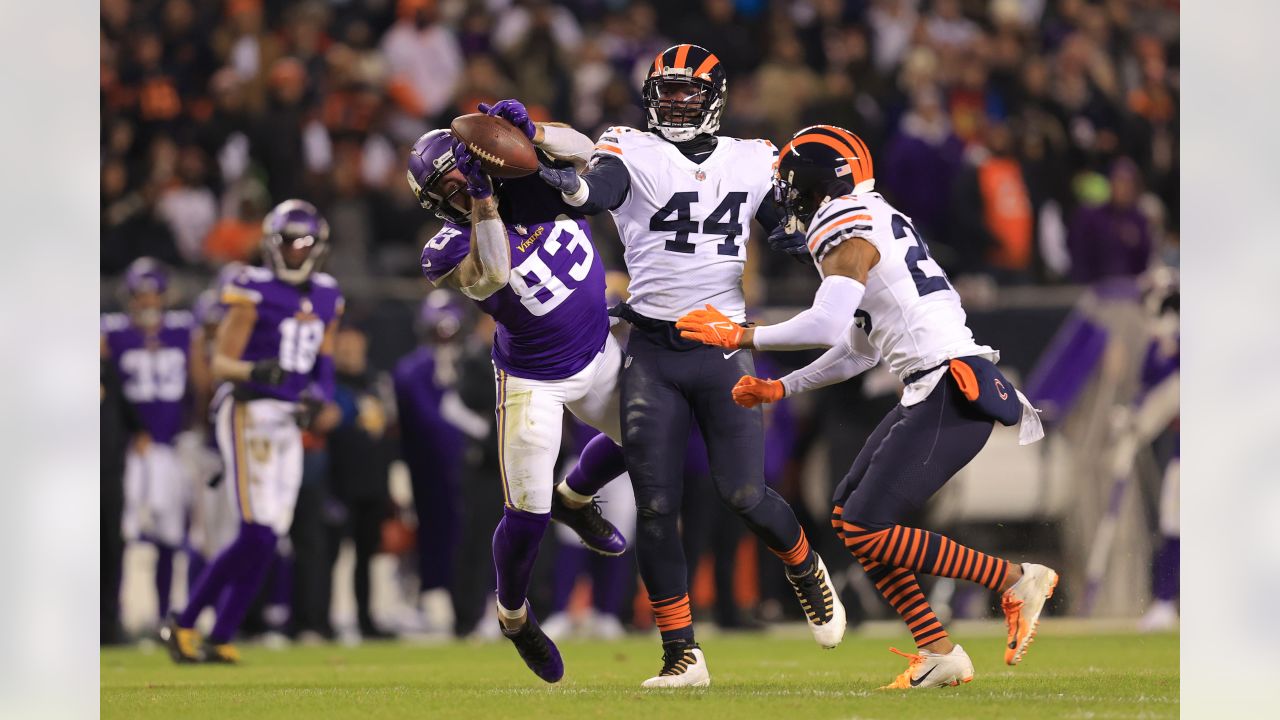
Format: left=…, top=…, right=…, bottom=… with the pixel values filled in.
left=753, top=194, right=787, bottom=235
left=577, top=155, right=631, bottom=214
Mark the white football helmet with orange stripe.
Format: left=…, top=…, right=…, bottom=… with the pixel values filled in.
left=641, top=44, right=727, bottom=143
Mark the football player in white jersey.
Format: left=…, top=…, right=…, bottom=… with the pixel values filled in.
left=677, top=124, right=1058, bottom=689
left=539, top=44, right=845, bottom=688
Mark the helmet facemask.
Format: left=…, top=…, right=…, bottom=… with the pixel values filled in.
left=643, top=76, right=724, bottom=143
left=407, top=142, right=472, bottom=225
left=264, top=224, right=330, bottom=285
left=261, top=200, right=331, bottom=285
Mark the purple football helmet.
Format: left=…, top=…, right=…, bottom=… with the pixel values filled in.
left=124, top=257, right=170, bottom=296
left=417, top=288, right=466, bottom=342
left=407, top=129, right=470, bottom=224
left=262, top=199, right=330, bottom=285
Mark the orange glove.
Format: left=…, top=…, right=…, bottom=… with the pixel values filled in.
left=731, top=375, right=784, bottom=408
left=675, top=304, right=744, bottom=349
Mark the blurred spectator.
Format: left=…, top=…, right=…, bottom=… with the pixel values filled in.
left=681, top=0, right=761, bottom=76
left=880, top=86, right=964, bottom=266
left=493, top=0, right=582, bottom=118
left=327, top=324, right=397, bottom=640
left=1067, top=158, right=1152, bottom=284
left=950, top=121, right=1034, bottom=280
left=868, top=0, right=918, bottom=73
left=100, top=0, right=1178, bottom=290
left=380, top=0, right=463, bottom=138
left=156, top=145, right=219, bottom=264
left=251, top=57, right=331, bottom=202
left=756, top=31, right=821, bottom=138
left=203, top=180, right=270, bottom=264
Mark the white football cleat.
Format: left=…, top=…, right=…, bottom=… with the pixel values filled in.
left=879, top=644, right=975, bottom=689
left=1002, top=562, right=1059, bottom=665
left=785, top=553, right=846, bottom=649
left=641, top=644, right=711, bottom=688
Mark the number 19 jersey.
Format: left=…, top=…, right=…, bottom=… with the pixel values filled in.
left=594, top=127, right=777, bottom=322
left=805, top=192, right=994, bottom=380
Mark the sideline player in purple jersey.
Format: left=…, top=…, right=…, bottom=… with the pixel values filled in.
left=101, top=257, right=211, bottom=628
left=165, top=200, right=343, bottom=664
left=407, top=100, right=629, bottom=683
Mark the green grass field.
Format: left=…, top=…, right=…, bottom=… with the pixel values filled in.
left=101, top=622, right=1177, bottom=719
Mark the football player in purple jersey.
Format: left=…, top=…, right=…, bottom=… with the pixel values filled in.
left=165, top=200, right=343, bottom=664
left=101, top=257, right=211, bottom=631
left=407, top=100, right=630, bottom=683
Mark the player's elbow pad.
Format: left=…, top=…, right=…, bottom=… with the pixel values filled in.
left=752, top=275, right=866, bottom=350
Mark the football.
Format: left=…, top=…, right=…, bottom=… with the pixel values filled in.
left=449, top=113, right=539, bottom=179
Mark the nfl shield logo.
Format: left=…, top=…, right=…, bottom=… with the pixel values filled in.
left=694, top=169, right=706, bottom=181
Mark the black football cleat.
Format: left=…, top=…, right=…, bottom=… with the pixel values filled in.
left=550, top=485, right=626, bottom=556
left=500, top=605, right=564, bottom=683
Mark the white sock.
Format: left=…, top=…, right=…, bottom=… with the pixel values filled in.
left=556, top=481, right=593, bottom=506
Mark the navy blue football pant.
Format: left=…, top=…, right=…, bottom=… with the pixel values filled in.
left=832, top=377, right=1012, bottom=647
left=620, top=321, right=810, bottom=643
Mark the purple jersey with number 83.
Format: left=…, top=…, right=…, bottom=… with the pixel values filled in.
left=420, top=197, right=608, bottom=380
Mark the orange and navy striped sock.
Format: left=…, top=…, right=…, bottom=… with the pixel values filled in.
left=651, top=593, right=694, bottom=643
left=841, top=522, right=1012, bottom=591
left=770, top=528, right=813, bottom=572
left=830, top=505, right=845, bottom=539
left=857, top=557, right=949, bottom=647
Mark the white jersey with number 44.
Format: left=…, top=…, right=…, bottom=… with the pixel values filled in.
left=593, top=126, right=778, bottom=322
left=804, top=192, right=994, bottom=380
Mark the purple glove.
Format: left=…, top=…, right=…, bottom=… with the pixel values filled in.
left=452, top=141, right=493, bottom=199
left=479, top=99, right=535, bottom=141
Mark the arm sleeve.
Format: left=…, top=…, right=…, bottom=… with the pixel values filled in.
left=751, top=275, right=866, bottom=350
left=753, top=195, right=786, bottom=234
left=537, top=125, right=596, bottom=165
left=779, top=326, right=881, bottom=397
left=564, top=155, right=631, bottom=214
left=459, top=216, right=511, bottom=300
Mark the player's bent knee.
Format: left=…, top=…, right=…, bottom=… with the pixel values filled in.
left=718, top=483, right=765, bottom=515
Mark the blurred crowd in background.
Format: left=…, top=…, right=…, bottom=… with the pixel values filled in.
left=102, top=0, right=1180, bottom=644
left=102, top=0, right=1178, bottom=292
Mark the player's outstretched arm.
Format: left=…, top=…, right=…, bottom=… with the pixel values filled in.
left=729, top=322, right=880, bottom=408
left=745, top=237, right=880, bottom=351
left=776, top=325, right=881, bottom=396
left=538, top=155, right=630, bottom=215
left=451, top=143, right=510, bottom=300
left=476, top=99, right=596, bottom=170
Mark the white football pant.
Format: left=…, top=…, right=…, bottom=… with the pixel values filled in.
left=122, top=442, right=190, bottom=547
left=213, top=397, right=303, bottom=536
left=495, top=334, right=623, bottom=514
